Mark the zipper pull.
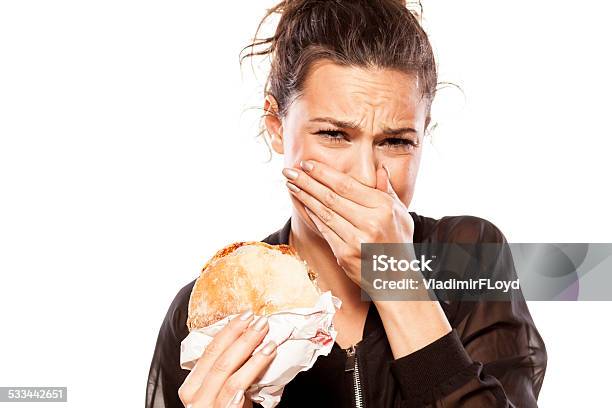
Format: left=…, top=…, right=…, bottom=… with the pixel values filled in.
left=345, top=344, right=356, bottom=372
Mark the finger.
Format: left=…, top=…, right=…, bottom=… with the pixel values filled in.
left=282, top=166, right=364, bottom=223
left=286, top=181, right=360, bottom=244
left=218, top=388, right=244, bottom=408
left=214, top=341, right=279, bottom=408
left=376, top=164, right=399, bottom=199
left=179, top=310, right=255, bottom=405
left=375, top=166, right=387, bottom=193
left=303, top=206, right=349, bottom=267
left=193, top=316, right=270, bottom=406
left=300, top=160, right=385, bottom=207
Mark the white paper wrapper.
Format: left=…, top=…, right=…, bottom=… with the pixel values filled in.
left=180, top=291, right=341, bottom=408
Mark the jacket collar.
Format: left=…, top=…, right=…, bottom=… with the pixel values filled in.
left=278, top=216, right=292, bottom=245
left=260, top=216, right=291, bottom=246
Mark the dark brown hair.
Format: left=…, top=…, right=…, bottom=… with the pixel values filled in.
left=240, top=0, right=436, bottom=158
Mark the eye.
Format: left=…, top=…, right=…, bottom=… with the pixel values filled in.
left=314, top=129, right=347, bottom=143
left=380, top=137, right=418, bottom=150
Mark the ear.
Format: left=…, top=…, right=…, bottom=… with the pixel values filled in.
left=263, top=94, right=284, bottom=155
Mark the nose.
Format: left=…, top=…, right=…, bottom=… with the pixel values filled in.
left=348, top=143, right=378, bottom=189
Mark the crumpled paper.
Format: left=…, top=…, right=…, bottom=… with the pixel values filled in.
left=180, top=291, right=342, bottom=408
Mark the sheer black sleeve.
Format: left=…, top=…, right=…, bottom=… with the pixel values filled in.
left=146, top=281, right=195, bottom=408
left=389, top=216, right=547, bottom=407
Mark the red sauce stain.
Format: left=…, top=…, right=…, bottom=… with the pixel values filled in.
left=310, top=328, right=333, bottom=346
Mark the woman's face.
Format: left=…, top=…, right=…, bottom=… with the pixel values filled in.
left=266, top=60, right=430, bottom=227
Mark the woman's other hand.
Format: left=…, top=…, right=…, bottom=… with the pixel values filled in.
left=178, top=310, right=276, bottom=408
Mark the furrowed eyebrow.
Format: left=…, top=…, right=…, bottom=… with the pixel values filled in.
left=310, top=117, right=360, bottom=129
left=310, top=117, right=417, bottom=136
left=381, top=126, right=417, bottom=136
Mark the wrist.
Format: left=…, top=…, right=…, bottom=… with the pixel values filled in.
left=374, top=300, right=452, bottom=358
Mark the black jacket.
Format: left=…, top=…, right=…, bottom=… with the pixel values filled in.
left=146, top=212, right=547, bottom=407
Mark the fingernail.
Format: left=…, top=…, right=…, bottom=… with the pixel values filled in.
left=253, top=316, right=269, bottom=331
left=300, top=160, right=314, bottom=172
left=261, top=341, right=277, bottom=356
left=231, top=389, right=244, bottom=405
left=282, top=168, right=298, bottom=180
left=286, top=181, right=300, bottom=193
left=239, top=310, right=253, bottom=321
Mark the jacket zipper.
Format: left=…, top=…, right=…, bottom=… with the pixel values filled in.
left=345, top=344, right=364, bottom=408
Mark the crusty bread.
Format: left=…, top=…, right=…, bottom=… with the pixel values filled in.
left=187, top=241, right=320, bottom=331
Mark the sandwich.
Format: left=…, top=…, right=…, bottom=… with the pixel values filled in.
left=187, top=241, right=321, bottom=331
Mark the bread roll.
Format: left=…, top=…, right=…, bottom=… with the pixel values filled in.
left=187, top=241, right=320, bottom=331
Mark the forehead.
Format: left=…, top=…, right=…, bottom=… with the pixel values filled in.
left=295, top=60, right=426, bottom=121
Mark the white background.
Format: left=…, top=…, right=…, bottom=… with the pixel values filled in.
left=1, top=1, right=610, bottom=406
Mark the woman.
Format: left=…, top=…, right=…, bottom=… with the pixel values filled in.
left=146, top=1, right=547, bottom=407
